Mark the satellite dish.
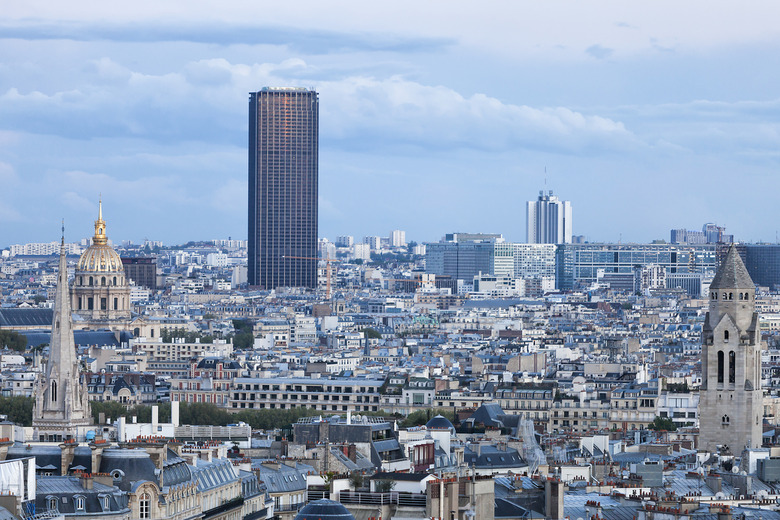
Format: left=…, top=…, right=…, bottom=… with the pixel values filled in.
left=715, top=492, right=726, bottom=499
left=732, top=466, right=739, bottom=474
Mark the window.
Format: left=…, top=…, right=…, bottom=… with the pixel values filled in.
left=717, top=351, right=724, bottom=383
left=724, top=330, right=729, bottom=341
left=729, top=351, right=736, bottom=384
left=722, top=415, right=730, bottom=425
left=51, top=381, right=57, bottom=403
left=75, top=496, right=85, bottom=510
left=47, top=497, right=58, bottom=512
left=139, top=492, right=151, bottom=519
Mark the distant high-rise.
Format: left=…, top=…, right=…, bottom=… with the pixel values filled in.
left=526, top=190, right=572, bottom=244
left=248, top=87, right=319, bottom=289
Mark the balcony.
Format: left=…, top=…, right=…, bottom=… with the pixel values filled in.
left=338, top=491, right=426, bottom=508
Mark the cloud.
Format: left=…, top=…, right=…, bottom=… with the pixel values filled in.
left=0, top=57, right=638, bottom=156
left=0, top=20, right=454, bottom=54
left=586, top=44, right=614, bottom=60
left=318, top=75, right=636, bottom=154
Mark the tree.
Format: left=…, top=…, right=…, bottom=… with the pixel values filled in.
left=649, top=416, right=677, bottom=431
left=362, top=328, right=382, bottom=339
left=0, top=330, right=27, bottom=352
left=349, top=471, right=365, bottom=490
left=0, top=396, right=34, bottom=426
left=374, top=479, right=396, bottom=493
left=401, top=408, right=456, bottom=428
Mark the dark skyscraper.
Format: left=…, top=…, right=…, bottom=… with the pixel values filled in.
left=248, top=87, right=318, bottom=289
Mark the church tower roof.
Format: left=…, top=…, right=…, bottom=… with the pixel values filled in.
left=33, top=224, right=93, bottom=441
left=710, top=244, right=754, bottom=290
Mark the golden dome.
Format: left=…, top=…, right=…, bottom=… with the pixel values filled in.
left=76, top=200, right=124, bottom=273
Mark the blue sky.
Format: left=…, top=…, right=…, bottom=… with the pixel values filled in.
left=1, top=1, right=780, bottom=246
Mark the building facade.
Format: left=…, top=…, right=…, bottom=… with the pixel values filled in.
left=526, top=190, right=572, bottom=244
left=699, top=246, right=763, bottom=453
left=71, top=202, right=132, bottom=322
left=33, top=235, right=93, bottom=442
left=556, top=243, right=718, bottom=290
left=121, top=257, right=157, bottom=289
left=248, top=87, right=318, bottom=289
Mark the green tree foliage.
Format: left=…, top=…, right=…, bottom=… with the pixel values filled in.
left=90, top=402, right=172, bottom=424
left=349, top=471, right=365, bottom=490
left=374, top=480, right=396, bottom=493
left=231, top=319, right=255, bottom=350
left=0, top=330, right=27, bottom=352
left=649, top=416, right=677, bottom=431
left=400, top=408, right=456, bottom=428
left=362, top=328, right=382, bottom=339
left=0, top=396, right=34, bottom=426
left=665, top=382, right=689, bottom=393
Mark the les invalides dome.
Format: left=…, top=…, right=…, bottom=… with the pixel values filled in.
left=71, top=201, right=131, bottom=322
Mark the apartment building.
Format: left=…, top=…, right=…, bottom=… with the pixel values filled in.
left=229, top=377, right=384, bottom=413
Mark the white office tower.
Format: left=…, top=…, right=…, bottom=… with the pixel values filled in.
left=526, top=190, right=573, bottom=244
left=390, top=229, right=406, bottom=247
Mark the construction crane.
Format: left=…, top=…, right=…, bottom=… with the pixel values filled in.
left=281, top=255, right=341, bottom=300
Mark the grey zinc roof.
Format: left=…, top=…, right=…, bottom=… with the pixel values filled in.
left=193, top=459, right=238, bottom=492
left=710, top=245, right=754, bottom=289
left=0, top=308, right=53, bottom=327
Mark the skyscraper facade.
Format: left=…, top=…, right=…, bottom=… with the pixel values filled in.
left=526, top=190, right=573, bottom=244
left=248, top=87, right=319, bottom=289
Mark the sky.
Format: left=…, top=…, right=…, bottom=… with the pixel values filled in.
left=2, top=1, right=780, bottom=247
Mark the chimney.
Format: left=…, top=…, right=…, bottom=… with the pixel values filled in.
left=80, top=474, right=93, bottom=490
left=59, top=442, right=77, bottom=476
left=152, top=406, right=159, bottom=430
left=171, top=401, right=180, bottom=427
left=545, top=479, right=564, bottom=520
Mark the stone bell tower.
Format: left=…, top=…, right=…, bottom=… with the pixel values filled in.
left=33, top=229, right=93, bottom=442
left=699, top=245, right=762, bottom=454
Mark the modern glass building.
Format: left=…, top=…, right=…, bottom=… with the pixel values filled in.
left=425, top=239, right=556, bottom=283
left=248, top=88, right=318, bottom=289
left=556, top=243, right=718, bottom=290
left=745, top=244, right=780, bottom=290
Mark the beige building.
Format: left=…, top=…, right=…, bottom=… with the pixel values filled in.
left=71, top=201, right=132, bottom=324
left=699, top=245, right=763, bottom=453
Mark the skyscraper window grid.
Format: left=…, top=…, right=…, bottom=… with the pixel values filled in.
left=248, top=87, right=318, bottom=289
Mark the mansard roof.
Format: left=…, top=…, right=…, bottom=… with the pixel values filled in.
left=710, top=245, right=754, bottom=290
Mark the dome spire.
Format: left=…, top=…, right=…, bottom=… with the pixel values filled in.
left=93, top=198, right=107, bottom=246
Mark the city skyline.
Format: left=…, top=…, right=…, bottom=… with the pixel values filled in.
left=2, top=2, right=780, bottom=245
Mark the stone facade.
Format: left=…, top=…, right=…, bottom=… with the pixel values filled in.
left=32, top=238, right=93, bottom=442
left=699, top=245, right=763, bottom=453
left=71, top=202, right=131, bottom=322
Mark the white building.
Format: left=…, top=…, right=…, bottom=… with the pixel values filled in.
left=526, top=190, right=573, bottom=244
left=336, top=235, right=354, bottom=247
left=10, top=241, right=83, bottom=256
left=390, top=230, right=406, bottom=247
left=353, top=243, right=371, bottom=261
left=318, top=239, right=336, bottom=260
left=205, top=253, right=228, bottom=267
left=363, top=236, right=382, bottom=250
